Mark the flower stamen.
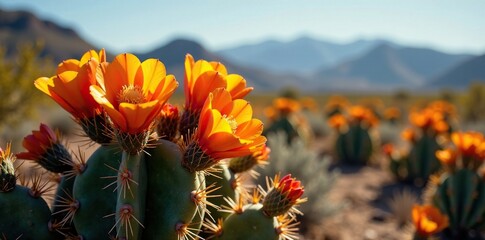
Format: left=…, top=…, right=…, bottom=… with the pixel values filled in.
left=118, top=85, right=145, bottom=104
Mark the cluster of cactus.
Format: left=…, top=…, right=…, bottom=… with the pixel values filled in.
left=421, top=131, right=485, bottom=240
left=384, top=103, right=452, bottom=186
left=328, top=105, right=378, bottom=165
left=0, top=49, right=306, bottom=239
left=263, top=97, right=312, bottom=145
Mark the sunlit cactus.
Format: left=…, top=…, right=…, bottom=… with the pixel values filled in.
left=1, top=49, right=307, bottom=240
left=0, top=143, right=58, bottom=239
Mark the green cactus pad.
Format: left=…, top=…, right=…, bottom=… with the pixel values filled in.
left=73, top=145, right=121, bottom=239
left=51, top=175, right=78, bottom=237
left=218, top=203, right=279, bottom=240
left=0, top=185, right=57, bottom=239
left=142, top=139, right=202, bottom=239
left=336, top=125, right=373, bottom=164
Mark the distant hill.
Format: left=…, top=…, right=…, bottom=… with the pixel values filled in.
left=2, top=8, right=479, bottom=92
left=137, top=39, right=307, bottom=91
left=428, top=54, right=485, bottom=89
left=0, top=9, right=97, bottom=62
left=217, top=36, right=395, bottom=75
left=312, top=44, right=472, bottom=91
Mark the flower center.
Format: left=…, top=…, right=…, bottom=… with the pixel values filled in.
left=118, top=85, right=145, bottom=104
left=223, top=115, right=238, bottom=134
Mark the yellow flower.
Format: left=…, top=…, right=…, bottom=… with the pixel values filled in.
left=451, top=131, right=483, bottom=158
left=90, top=53, right=178, bottom=134
left=412, top=204, right=449, bottom=237
left=196, top=88, right=266, bottom=160
left=35, top=49, right=106, bottom=119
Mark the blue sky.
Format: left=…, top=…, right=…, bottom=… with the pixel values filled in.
left=1, top=0, right=484, bottom=54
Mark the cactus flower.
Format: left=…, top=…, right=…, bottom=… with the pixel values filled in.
left=0, top=143, right=16, bottom=192
left=35, top=49, right=106, bottom=119
left=183, top=54, right=252, bottom=112
left=16, top=123, right=72, bottom=173
left=182, top=88, right=266, bottom=172
left=412, top=204, right=449, bottom=237
left=435, top=149, right=457, bottom=167
left=35, top=49, right=113, bottom=144
left=328, top=114, right=347, bottom=131
left=90, top=53, right=178, bottom=134
left=262, top=174, right=305, bottom=217
left=180, top=54, right=252, bottom=137
left=273, top=97, right=300, bottom=116
left=401, top=128, right=416, bottom=142
left=451, top=132, right=483, bottom=158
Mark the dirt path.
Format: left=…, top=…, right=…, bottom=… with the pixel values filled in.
left=307, top=165, right=415, bottom=240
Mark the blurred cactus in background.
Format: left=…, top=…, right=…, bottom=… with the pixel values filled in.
left=1, top=49, right=308, bottom=240
left=422, top=131, right=485, bottom=240
left=329, top=105, right=378, bottom=165
left=385, top=102, right=453, bottom=186
left=264, top=97, right=313, bottom=145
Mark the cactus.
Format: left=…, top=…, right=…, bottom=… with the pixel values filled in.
left=3, top=50, right=308, bottom=240
left=210, top=174, right=305, bottom=240
left=385, top=103, right=450, bottom=186
left=72, top=145, right=121, bottom=238
left=329, top=105, right=378, bottom=165
left=422, top=131, right=485, bottom=239
left=386, top=133, right=442, bottom=186
left=0, top=144, right=58, bottom=239
left=264, top=97, right=313, bottom=144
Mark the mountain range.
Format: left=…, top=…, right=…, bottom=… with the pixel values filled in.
left=2, top=8, right=484, bottom=91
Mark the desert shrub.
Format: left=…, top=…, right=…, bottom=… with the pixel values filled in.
left=0, top=43, right=54, bottom=132
left=464, top=83, right=485, bottom=122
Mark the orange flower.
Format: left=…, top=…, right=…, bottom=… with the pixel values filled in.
left=273, top=97, right=300, bottom=115
left=183, top=54, right=252, bottom=112
left=90, top=53, right=178, bottom=134
left=196, top=88, right=266, bottom=160
left=328, top=114, right=347, bottom=130
left=409, top=109, right=443, bottom=130
left=412, top=204, right=449, bottom=237
left=35, top=49, right=106, bottom=119
left=401, top=128, right=416, bottom=142
left=451, top=132, right=483, bottom=158
left=435, top=149, right=457, bottom=166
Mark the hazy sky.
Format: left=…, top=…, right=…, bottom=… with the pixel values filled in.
left=1, top=0, right=484, bottom=54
